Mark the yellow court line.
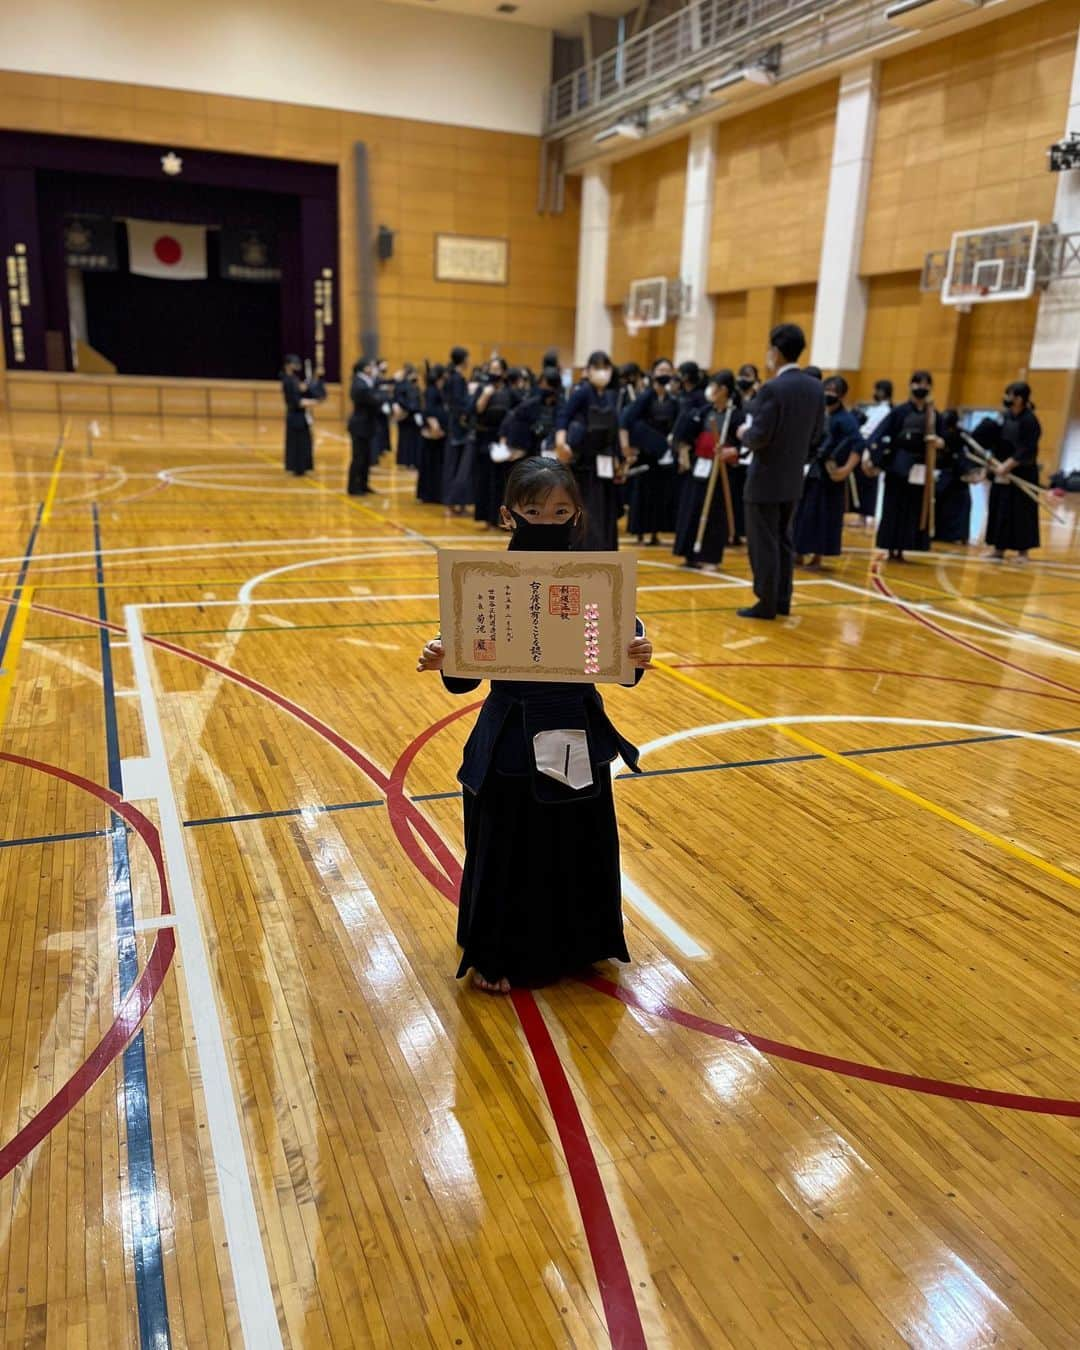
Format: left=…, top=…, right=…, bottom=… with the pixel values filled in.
left=651, top=658, right=1080, bottom=896
left=39, top=420, right=71, bottom=526
left=0, top=586, right=35, bottom=734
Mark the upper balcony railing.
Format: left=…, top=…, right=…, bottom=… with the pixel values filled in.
left=544, top=0, right=895, bottom=135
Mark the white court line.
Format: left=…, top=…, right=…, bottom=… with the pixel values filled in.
left=809, top=578, right=1080, bottom=659
left=620, top=875, right=708, bottom=959
left=139, top=580, right=756, bottom=614
left=345, top=637, right=402, bottom=651
left=139, top=591, right=439, bottom=612
left=22, top=640, right=104, bottom=686
left=634, top=714, right=1080, bottom=761
left=0, top=537, right=422, bottom=581
left=237, top=549, right=435, bottom=603
left=638, top=580, right=747, bottom=593
left=846, top=545, right=1080, bottom=575
left=125, top=604, right=283, bottom=1350
left=0, top=534, right=391, bottom=568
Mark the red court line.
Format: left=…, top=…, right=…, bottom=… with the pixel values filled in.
left=383, top=703, right=646, bottom=1346
left=0, top=753, right=176, bottom=1178
left=580, top=974, right=1080, bottom=1117
left=0, top=595, right=647, bottom=1348
left=511, top=989, right=645, bottom=1347
left=386, top=695, right=1080, bottom=1118
left=870, top=563, right=1080, bottom=697
left=12, top=593, right=1080, bottom=1340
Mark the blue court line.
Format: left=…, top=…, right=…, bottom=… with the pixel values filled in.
left=624, top=726, right=1080, bottom=781
left=0, top=827, right=110, bottom=851
left=6, top=723, right=1078, bottom=848
left=145, top=721, right=1080, bottom=832
left=0, top=504, right=42, bottom=670
left=92, top=505, right=171, bottom=1350
left=183, top=797, right=384, bottom=828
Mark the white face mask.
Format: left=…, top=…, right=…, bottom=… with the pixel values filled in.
left=589, top=368, right=612, bottom=388
left=705, top=384, right=719, bottom=402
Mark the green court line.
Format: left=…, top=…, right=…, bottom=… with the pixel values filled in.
left=22, top=585, right=1080, bottom=645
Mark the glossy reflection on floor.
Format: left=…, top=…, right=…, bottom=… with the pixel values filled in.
left=1, top=410, right=1079, bottom=1349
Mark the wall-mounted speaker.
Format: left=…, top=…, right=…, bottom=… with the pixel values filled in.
left=376, top=225, right=395, bottom=261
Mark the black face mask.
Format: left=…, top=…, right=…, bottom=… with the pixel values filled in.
left=655, top=374, right=672, bottom=387
left=508, top=511, right=577, bottom=552
left=911, top=386, right=930, bottom=401
left=824, top=393, right=840, bottom=407
left=736, top=378, right=755, bottom=391
left=1003, top=397, right=1015, bottom=411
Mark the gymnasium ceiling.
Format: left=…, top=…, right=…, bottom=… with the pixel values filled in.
left=381, top=0, right=630, bottom=33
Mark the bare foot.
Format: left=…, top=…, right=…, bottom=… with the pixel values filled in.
left=472, top=972, right=511, bottom=995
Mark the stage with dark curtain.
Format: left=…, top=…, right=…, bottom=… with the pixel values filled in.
left=0, top=131, right=339, bottom=383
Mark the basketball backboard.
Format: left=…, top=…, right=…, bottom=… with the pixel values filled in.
left=941, top=220, right=1039, bottom=307
left=626, top=276, right=668, bottom=328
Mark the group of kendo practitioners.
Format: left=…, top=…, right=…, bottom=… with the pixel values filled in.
left=284, top=349, right=1044, bottom=564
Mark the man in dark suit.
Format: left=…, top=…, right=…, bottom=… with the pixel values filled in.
left=347, top=357, right=380, bottom=496
left=737, top=324, right=825, bottom=620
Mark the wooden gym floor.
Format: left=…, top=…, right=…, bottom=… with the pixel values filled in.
left=0, top=411, right=1078, bottom=1349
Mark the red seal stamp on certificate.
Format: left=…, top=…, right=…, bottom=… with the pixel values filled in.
left=549, top=584, right=581, bottom=618
left=473, top=638, right=496, bottom=661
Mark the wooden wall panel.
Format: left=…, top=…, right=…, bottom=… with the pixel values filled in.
left=711, top=291, right=750, bottom=371
left=609, top=310, right=677, bottom=368
left=855, top=270, right=996, bottom=410
left=857, top=273, right=923, bottom=399
left=954, top=294, right=1041, bottom=408
left=862, top=0, right=1080, bottom=276
left=708, top=81, right=837, bottom=295
left=0, top=70, right=581, bottom=399
left=777, top=283, right=817, bottom=355
left=604, top=136, right=689, bottom=308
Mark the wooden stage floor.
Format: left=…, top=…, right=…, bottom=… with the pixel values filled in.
left=1, top=412, right=1078, bottom=1348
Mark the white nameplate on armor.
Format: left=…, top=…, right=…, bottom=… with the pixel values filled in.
left=596, top=454, right=615, bottom=479
left=693, top=458, right=712, bottom=479
left=533, top=730, right=594, bottom=791
left=908, top=464, right=927, bottom=485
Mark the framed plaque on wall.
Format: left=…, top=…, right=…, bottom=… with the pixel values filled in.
left=434, top=234, right=508, bottom=285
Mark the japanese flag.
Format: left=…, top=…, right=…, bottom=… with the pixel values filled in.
left=126, top=219, right=207, bottom=280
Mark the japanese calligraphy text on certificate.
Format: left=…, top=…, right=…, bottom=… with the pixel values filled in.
left=437, top=550, right=637, bottom=685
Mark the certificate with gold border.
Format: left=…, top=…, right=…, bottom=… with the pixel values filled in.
left=438, top=550, right=636, bottom=684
